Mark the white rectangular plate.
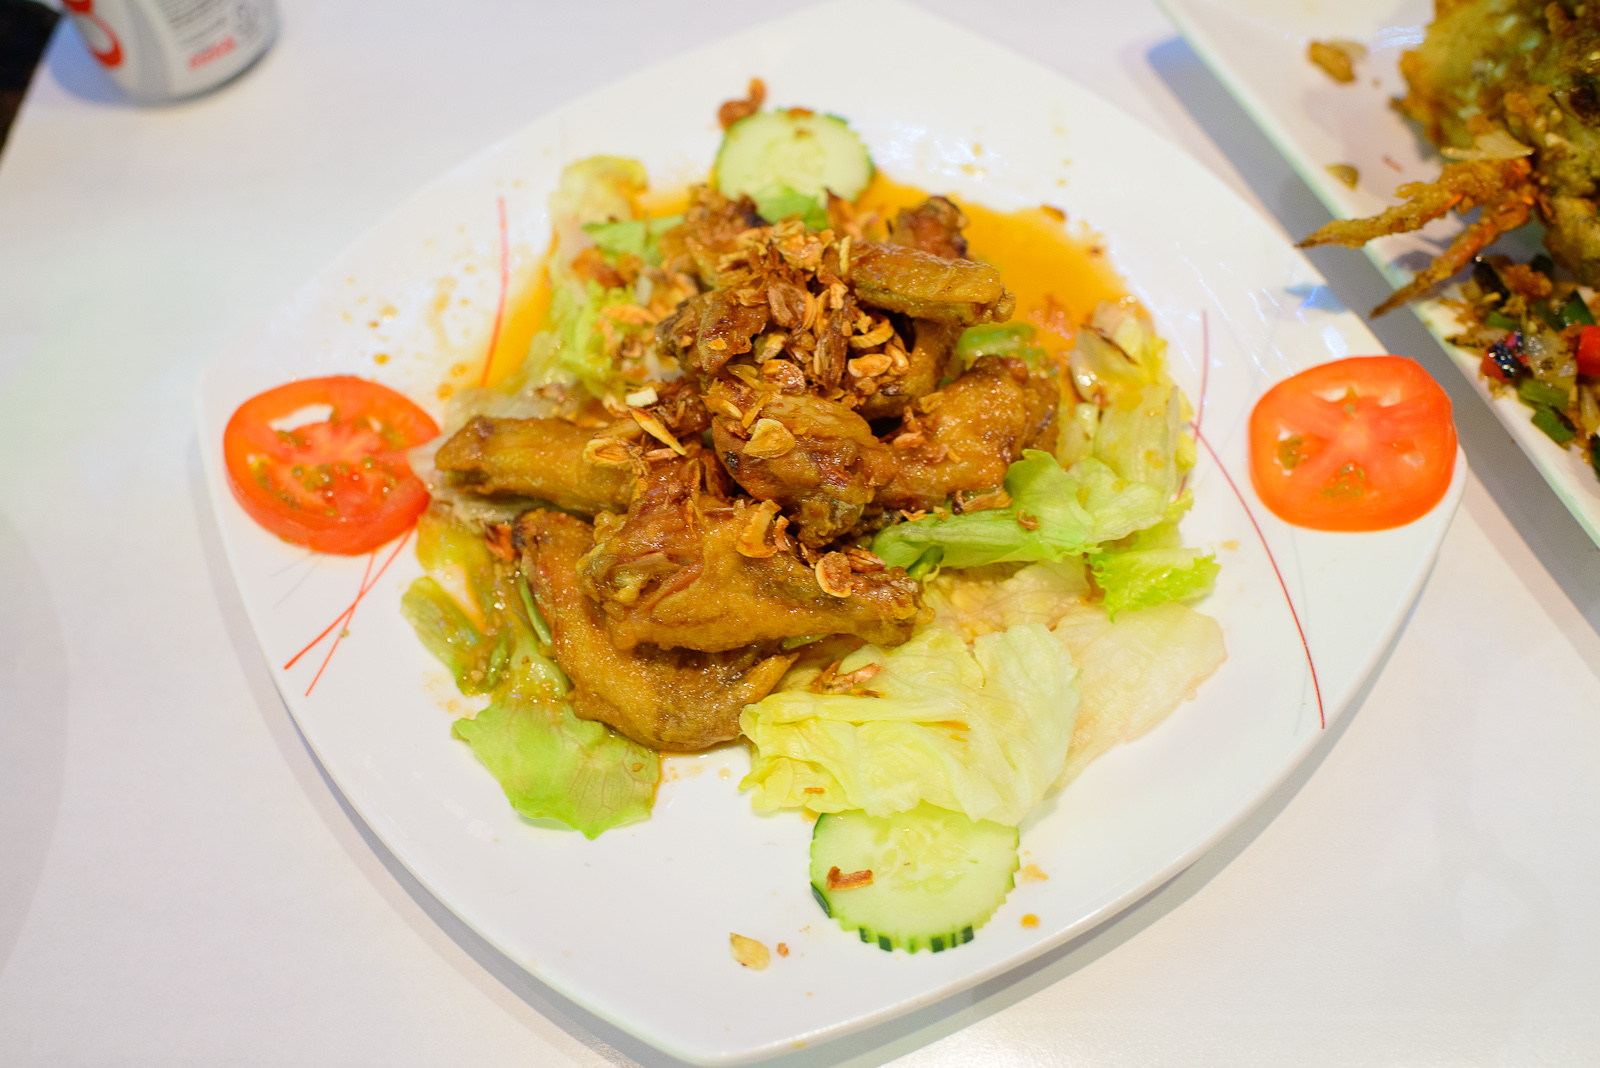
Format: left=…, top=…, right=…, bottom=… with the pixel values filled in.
left=1160, top=0, right=1600, bottom=546
left=196, top=1, right=1463, bottom=1063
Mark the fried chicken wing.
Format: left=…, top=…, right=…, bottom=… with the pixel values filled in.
left=876, top=355, right=1059, bottom=511
left=852, top=318, right=959, bottom=420
left=434, top=415, right=637, bottom=515
left=660, top=289, right=772, bottom=380
left=847, top=196, right=972, bottom=419
left=710, top=383, right=895, bottom=546
left=886, top=196, right=971, bottom=259
left=518, top=508, right=796, bottom=752
left=849, top=242, right=1015, bottom=325
left=576, top=456, right=921, bottom=652
left=659, top=184, right=764, bottom=288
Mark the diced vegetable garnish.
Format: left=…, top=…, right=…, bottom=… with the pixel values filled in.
left=956, top=322, right=1041, bottom=362
left=1532, top=405, right=1577, bottom=445
left=1561, top=293, right=1595, bottom=327
left=1518, top=377, right=1570, bottom=410
left=1578, top=326, right=1600, bottom=376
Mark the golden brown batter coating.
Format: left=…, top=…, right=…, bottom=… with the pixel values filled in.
left=575, top=456, right=921, bottom=653
left=518, top=508, right=796, bottom=752
left=710, top=382, right=896, bottom=547
left=434, top=415, right=636, bottom=515
left=849, top=242, right=1016, bottom=325
left=876, top=356, right=1059, bottom=512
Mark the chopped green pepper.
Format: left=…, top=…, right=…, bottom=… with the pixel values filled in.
left=1532, top=405, right=1577, bottom=446
left=1485, top=310, right=1518, bottom=331
left=1518, top=378, right=1570, bottom=410
left=956, top=322, right=1041, bottom=362
left=1561, top=293, right=1596, bottom=327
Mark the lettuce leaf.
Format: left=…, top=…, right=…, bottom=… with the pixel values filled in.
left=452, top=685, right=658, bottom=841
left=1051, top=602, right=1226, bottom=787
left=871, top=451, right=1167, bottom=570
left=508, top=156, right=656, bottom=397
left=403, top=510, right=658, bottom=838
left=580, top=215, right=681, bottom=265
left=740, top=624, right=1079, bottom=826
left=878, top=307, right=1210, bottom=604
left=925, top=560, right=1092, bottom=640
left=1089, top=547, right=1219, bottom=619
left=400, top=576, right=509, bottom=696
left=548, top=155, right=647, bottom=232
left=1094, top=383, right=1185, bottom=501
left=549, top=277, right=635, bottom=396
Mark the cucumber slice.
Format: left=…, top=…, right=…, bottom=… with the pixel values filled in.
left=715, top=111, right=874, bottom=211
left=809, top=803, right=1019, bottom=953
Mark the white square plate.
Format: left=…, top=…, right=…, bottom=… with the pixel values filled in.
left=196, top=1, right=1462, bottom=1062
left=1160, top=0, right=1600, bottom=546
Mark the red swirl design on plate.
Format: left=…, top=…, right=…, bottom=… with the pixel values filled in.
left=284, top=532, right=413, bottom=695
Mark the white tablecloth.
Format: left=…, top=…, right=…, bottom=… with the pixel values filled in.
left=2, top=1, right=1597, bottom=1064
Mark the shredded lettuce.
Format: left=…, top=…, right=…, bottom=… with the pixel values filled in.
left=499, top=156, right=658, bottom=397
left=549, top=277, right=635, bottom=395
left=548, top=156, right=647, bottom=232
left=1085, top=508, right=1217, bottom=618
left=740, top=624, right=1079, bottom=826
left=402, top=510, right=658, bottom=838
left=872, top=451, right=1167, bottom=570
left=402, top=575, right=509, bottom=696
left=1097, top=302, right=1170, bottom=385
left=1055, top=397, right=1099, bottom=468
left=879, top=307, right=1210, bottom=617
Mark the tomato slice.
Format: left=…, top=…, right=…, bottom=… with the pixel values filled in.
left=223, top=376, right=440, bottom=554
left=1248, top=356, right=1456, bottom=532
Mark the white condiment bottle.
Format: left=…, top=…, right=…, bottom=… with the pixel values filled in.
left=60, top=0, right=278, bottom=105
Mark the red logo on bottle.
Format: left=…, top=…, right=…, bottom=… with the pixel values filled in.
left=63, top=0, right=125, bottom=69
